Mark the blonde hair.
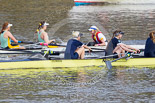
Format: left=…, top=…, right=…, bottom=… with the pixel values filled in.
left=149, top=31, right=155, bottom=43
left=94, top=27, right=100, bottom=33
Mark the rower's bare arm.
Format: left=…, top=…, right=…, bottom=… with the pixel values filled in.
left=43, top=33, right=50, bottom=44
left=119, top=44, right=139, bottom=53
left=100, top=39, right=106, bottom=46
left=49, top=39, right=56, bottom=43
left=83, top=45, right=91, bottom=50
left=123, top=44, right=140, bottom=51
left=8, top=32, right=18, bottom=43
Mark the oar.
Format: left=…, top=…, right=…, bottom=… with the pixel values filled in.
left=39, top=43, right=66, bottom=47
left=40, top=43, right=105, bottom=51
left=105, top=53, right=132, bottom=70
left=89, top=47, right=105, bottom=51
left=11, top=40, right=35, bottom=44
left=0, top=49, right=62, bottom=55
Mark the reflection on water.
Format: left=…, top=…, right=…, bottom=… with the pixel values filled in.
left=0, top=67, right=154, bottom=102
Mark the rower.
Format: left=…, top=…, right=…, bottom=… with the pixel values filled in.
left=106, top=30, right=140, bottom=58
left=36, top=21, right=55, bottom=44
left=144, top=31, right=155, bottom=57
left=64, top=31, right=92, bottom=59
left=88, top=26, right=107, bottom=46
left=0, top=22, right=25, bottom=49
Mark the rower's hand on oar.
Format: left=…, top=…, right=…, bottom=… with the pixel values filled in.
left=88, top=48, right=92, bottom=53
left=49, top=39, right=56, bottom=43
left=133, top=50, right=137, bottom=54
left=133, top=49, right=140, bottom=54
left=137, top=49, right=141, bottom=53
left=95, top=44, right=100, bottom=46
left=52, top=39, right=56, bottom=42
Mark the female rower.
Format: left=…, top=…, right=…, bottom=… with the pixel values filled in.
left=0, top=22, right=25, bottom=49
left=64, top=31, right=92, bottom=59
left=88, top=26, right=107, bottom=46
left=106, top=30, right=140, bottom=58
left=144, top=31, right=155, bottom=57
left=36, top=21, right=55, bottom=44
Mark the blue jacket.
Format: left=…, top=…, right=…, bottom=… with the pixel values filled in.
left=64, top=39, right=83, bottom=59
left=144, top=37, right=155, bottom=57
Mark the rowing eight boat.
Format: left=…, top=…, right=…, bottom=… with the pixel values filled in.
left=0, top=44, right=153, bottom=69
left=0, top=57, right=154, bottom=69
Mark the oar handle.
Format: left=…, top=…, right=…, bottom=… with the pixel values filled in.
left=39, top=43, right=48, bottom=46
left=11, top=40, right=34, bottom=44
left=39, top=43, right=66, bottom=47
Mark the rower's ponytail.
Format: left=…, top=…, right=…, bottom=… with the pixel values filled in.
left=149, top=31, right=155, bottom=44
left=112, top=30, right=121, bottom=39
left=35, top=21, right=45, bottom=33
left=0, top=22, right=9, bottom=34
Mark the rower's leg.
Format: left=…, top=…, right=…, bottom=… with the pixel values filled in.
left=115, top=47, right=124, bottom=58
left=80, top=48, right=85, bottom=59
left=113, top=46, right=120, bottom=53
left=75, top=47, right=85, bottom=59
left=19, top=46, right=25, bottom=49
left=13, top=46, right=25, bottom=49
left=115, top=51, right=121, bottom=58
left=119, top=44, right=133, bottom=52
left=121, top=49, right=125, bottom=57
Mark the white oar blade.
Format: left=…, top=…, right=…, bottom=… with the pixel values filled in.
left=105, top=61, right=112, bottom=70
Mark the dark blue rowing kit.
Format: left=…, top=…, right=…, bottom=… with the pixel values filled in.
left=64, top=39, right=83, bottom=59
left=105, top=37, right=121, bottom=56
left=144, top=37, right=155, bottom=57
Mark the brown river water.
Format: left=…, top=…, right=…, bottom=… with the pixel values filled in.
left=0, top=0, right=155, bottom=103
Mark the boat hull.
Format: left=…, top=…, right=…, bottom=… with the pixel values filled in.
left=0, top=58, right=155, bottom=69
left=74, top=0, right=106, bottom=6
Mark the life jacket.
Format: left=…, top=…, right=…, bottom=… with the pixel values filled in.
left=92, top=32, right=102, bottom=44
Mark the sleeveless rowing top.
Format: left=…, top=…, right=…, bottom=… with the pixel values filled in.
left=0, top=31, right=9, bottom=48
left=37, top=31, right=45, bottom=43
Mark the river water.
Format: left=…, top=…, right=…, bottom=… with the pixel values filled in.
left=0, top=0, right=155, bottom=103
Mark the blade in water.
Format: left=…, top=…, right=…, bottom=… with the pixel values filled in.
left=105, top=61, right=112, bottom=70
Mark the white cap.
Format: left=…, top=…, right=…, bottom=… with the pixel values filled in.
left=88, top=26, right=98, bottom=31
left=72, top=31, right=83, bottom=38
left=7, top=24, right=13, bottom=27
left=43, top=22, right=49, bottom=26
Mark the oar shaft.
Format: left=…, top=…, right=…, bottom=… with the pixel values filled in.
left=90, top=47, right=105, bottom=51
left=111, top=53, right=133, bottom=62
left=0, top=49, right=64, bottom=55
left=111, top=55, right=127, bottom=62
left=39, top=43, right=66, bottom=47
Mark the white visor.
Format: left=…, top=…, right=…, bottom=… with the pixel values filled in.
left=8, top=24, right=13, bottom=27
left=43, top=22, right=49, bottom=26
